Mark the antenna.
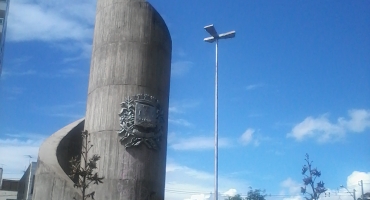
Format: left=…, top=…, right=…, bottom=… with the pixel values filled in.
left=24, top=155, right=33, bottom=164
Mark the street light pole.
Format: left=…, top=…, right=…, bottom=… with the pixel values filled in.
left=214, top=38, right=219, bottom=200
left=204, top=24, right=235, bottom=200
left=341, top=185, right=356, bottom=200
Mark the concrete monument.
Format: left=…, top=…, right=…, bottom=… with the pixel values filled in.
left=32, top=0, right=171, bottom=199
left=85, top=0, right=171, bottom=199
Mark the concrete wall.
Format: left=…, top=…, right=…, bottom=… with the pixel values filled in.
left=56, top=121, right=83, bottom=181
left=0, top=190, right=17, bottom=200
left=85, top=0, right=172, bottom=199
left=32, top=119, right=84, bottom=200
left=0, top=180, right=18, bottom=192
left=17, top=162, right=37, bottom=200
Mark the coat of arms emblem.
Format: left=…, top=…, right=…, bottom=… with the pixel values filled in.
left=118, top=94, right=163, bottom=150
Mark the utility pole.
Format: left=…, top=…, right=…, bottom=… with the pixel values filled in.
left=341, top=185, right=356, bottom=200
left=359, top=180, right=364, bottom=200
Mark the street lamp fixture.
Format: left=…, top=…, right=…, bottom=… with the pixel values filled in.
left=204, top=24, right=235, bottom=200
left=204, top=25, right=236, bottom=43
left=340, top=185, right=356, bottom=200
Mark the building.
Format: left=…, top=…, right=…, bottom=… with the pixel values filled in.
left=0, top=168, right=18, bottom=200
left=0, top=180, right=18, bottom=200
left=0, top=0, right=10, bottom=76
left=16, top=162, right=36, bottom=200
left=363, top=192, right=370, bottom=200
left=0, top=168, right=2, bottom=189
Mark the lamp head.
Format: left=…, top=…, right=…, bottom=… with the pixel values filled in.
left=204, top=36, right=216, bottom=43
left=204, top=24, right=219, bottom=38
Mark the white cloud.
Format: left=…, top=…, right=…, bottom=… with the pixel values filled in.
left=339, top=110, right=370, bottom=132
left=288, top=109, right=370, bottom=143
left=184, top=193, right=211, bottom=200
left=36, top=101, right=86, bottom=120
left=280, top=178, right=301, bottom=195
left=166, top=163, right=249, bottom=200
left=0, top=135, right=44, bottom=179
left=345, top=171, right=370, bottom=198
left=169, top=106, right=182, bottom=114
left=239, top=128, right=261, bottom=146
left=281, top=195, right=304, bottom=200
left=279, top=171, right=370, bottom=200
left=5, top=56, right=32, bottom=67
left=169, top=100, right=200, bottom=114
left=240, top=129, right=254, bottom=145
left=2, top=69, right=37, bottom=77
left=58, top=68, right=86, bottom=76
left=171, top=61, right=193, bottom=76
left=288, top=115, right=344, bottom=142
left=8, top=0, right=94, bottom=42
left=223, top=189, right=238, bottom=197
left=316, top=171, right=370, bottom=200
left=6, top=70, right=83, bottom=82
left=169, top=118, right=193, bottom=127
left=279, top=178, right=305, bottom=200
left=3, top=67, right=88, bottom=79
left=165, top=163, right=213, bottom=200
left=1, top=86, right=24, bottom=100
left=246, top=84, right=265, bottom=91
left=166, top=164, right=213, bottom=180
left=175, top=48, right=187, bottom=58
left=170, top=136, right=230, bottom=151
left=7, top=0, right=95, bottom=59
left=63, top=43, right=93, bottom=62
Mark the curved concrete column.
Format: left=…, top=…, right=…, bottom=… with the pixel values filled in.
left=85, top=0, right=171, bottom=199
left=32, top=119, right=84, bottom=200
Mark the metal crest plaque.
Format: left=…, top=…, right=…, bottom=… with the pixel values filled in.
left=118, top=94, right=163, bottom=150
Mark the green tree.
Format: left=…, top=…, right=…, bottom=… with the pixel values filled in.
left=226, top=194, right=243, bottom=200
left=245, top=187, right=266, bottom=200
left=226, top=188, right=266, bottom=200
left=300, top=154, right=327, bottom=200
left=69, top=130, right=104, bottom=200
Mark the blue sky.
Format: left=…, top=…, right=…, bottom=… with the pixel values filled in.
left=0, top=0, right=369, bottom=200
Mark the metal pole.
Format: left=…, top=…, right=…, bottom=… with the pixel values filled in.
left=214, top=39, right=219, bottom=200
left=360, top=180, right=364, bottom=200
left=204, top=24, right=235, bottom=200
left=353, top=189, right=356, bottom=200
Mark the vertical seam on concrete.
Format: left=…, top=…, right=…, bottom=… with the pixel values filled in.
left=51, top=178, right=55, bottom=200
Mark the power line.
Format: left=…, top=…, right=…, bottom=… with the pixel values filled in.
left=165, top=188, right=211, bottom=194
left=164, top=188, right=358, bottom=198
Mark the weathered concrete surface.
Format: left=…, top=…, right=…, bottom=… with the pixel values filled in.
left=85, top=0, right=172, bottom=199
left=32, top=119, right=84, bottom=200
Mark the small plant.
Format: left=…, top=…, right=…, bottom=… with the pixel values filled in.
left=301, top=154, right=327, bottom=200
left=69, top=130, right=104, bottom=200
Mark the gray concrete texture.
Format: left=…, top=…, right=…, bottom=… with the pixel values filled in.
left=17, top=162, right=37, bottom=200
left=32, top=119, right=84, bottom=200
left=85, top=0, right=172, bottom=199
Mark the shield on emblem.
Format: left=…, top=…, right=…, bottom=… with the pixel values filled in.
left=134, top=102, right=157, bottom=128
left=119, top=94, right=163, bottom=149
